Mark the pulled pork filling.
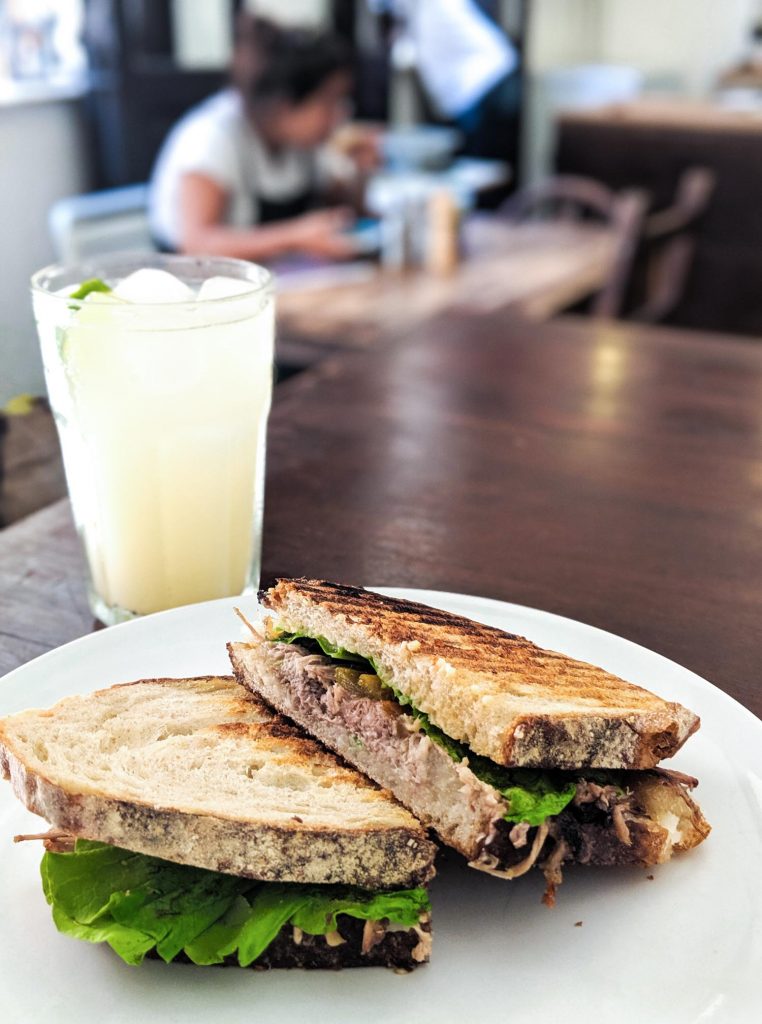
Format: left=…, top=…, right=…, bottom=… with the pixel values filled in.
left=271, top=646, right=509, bottom=862
left=245, top=639, right=696, bottom=900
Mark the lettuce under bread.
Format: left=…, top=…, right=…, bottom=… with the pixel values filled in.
left=43, top=839, right=430, bottom=967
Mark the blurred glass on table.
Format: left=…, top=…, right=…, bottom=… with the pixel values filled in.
left=31, top=254, right=274, bottom=625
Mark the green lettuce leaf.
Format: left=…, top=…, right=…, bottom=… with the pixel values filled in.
left=275, top=629, right=578, bottom=826
left=186, top=888, right=300, bottom=966
left=466, top=759, right=578, bottom=826
left=184, top=885, right=428, bottom=967
left=276, top=630, right=370, bottom=665
left=50, top=903, right=156, bottom=966
left=291, top=886, right=430, bottom=935
left=402, top=712, right=577, bottom=825
left=41, top=840, right=429, bottom=968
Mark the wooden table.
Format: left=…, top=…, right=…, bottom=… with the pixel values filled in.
left=277, top=217, right=618, bottom=350
left=0, top=400, right=67, bottom=527
left=1, top=314, right=761, bottom=719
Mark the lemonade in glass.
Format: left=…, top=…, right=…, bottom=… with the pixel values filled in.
left=31, top=254, right=274, bottom=625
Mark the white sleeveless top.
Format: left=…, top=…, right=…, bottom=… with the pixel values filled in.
left=149, top=90, right=316, bottom=248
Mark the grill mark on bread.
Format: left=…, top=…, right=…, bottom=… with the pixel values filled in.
left=264, top=580, right=521, bottom=644
left=262, top=579, right=700, bottom=770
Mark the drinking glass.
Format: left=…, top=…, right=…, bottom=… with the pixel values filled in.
left=31, top=253, right=274, bottom=625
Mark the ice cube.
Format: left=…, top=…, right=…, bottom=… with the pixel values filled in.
left=113, top=268, right=194, bottom=304
left=83, top=291, right=124, bottom=304
left=197, top=276, right=256, bottom=301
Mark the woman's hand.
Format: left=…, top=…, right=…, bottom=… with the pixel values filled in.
left=331, top=123, right=383, bottom=174
left=284, top=207, right=358, bottom=259
left=177, top=174, right=357, bottom=262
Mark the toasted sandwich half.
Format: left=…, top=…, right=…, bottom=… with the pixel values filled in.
left=229, top=580, right=710, bottom=902
left=0, top=675, right=435, bottom=970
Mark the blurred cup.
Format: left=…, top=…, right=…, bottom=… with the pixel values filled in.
left=31, top=253, right=274, bottom=625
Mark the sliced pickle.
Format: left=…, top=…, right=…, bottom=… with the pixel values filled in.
left=333, top=666, right=390, bottom=700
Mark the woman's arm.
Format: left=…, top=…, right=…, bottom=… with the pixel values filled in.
left=177, top=173, right=357, bottom=260
left=317, top=124, right=382, bottom=212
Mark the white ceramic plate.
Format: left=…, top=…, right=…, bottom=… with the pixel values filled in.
left=0, top=589, right=760, bottom=1024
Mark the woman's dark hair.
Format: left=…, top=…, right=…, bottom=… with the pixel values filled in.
left=231, top=14, right=352, bottom=108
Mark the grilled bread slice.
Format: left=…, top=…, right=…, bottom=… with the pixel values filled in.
left=0, top=675, right=435, bottom=890
left=230, top=637, right=710, bottom=899
left=262, top=580, right=699, bottom=771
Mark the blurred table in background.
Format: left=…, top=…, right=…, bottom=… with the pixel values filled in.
left=0, top=215, right=617, bottom=527
left=561, top=98, right=762, bottom=131
left=0, top=400, right=66, bottom=528
left=277, top=216, right=618, bottom=353
left=557, top=99, right=762, bottom=336
left=1, top=313, right=761, bottom=721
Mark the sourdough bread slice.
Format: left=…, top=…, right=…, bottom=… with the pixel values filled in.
left=262, top=580, right=700, bottom=770
left=0, top=675, right=435, bottom=889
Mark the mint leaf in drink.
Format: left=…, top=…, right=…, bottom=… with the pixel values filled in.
left=69, top=278, right=112, bottom=301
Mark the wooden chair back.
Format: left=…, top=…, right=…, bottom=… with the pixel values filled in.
left=499, top=175, right=648, bottom=318
left=630, top=167, right=716, bottom=323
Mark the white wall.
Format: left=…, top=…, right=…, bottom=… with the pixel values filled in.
left=0, top=97, right=90, bottom=404
left=242, top=0, right=329, bottom=29
left=170, top=0, right=331, bottom=68
left=171, top=0, right=233, bottom=69
left=598, top=0, right=757, bottom=96
left=522, top=0, right=606, bottom=183
left=527, top=0, right=758, bottom=85
left=522, top=0, right=761, bottom=182
left=525, top=0, right=603, bottom=71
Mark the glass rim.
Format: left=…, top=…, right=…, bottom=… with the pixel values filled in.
left=30, top=251, right=274, bottom=309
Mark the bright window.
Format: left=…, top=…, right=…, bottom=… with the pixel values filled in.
left=0, top=0, right=86, bottom=85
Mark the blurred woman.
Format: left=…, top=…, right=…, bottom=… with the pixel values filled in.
left=150, top=15, right=373, bottom=260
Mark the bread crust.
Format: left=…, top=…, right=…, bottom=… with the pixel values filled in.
left=262, top=580, right=700, bottom=770
left=0, top=675, right=435, bottom=889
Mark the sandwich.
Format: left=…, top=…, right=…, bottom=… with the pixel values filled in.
left=229, top=580, right=710, bottom=904
left=0, top=674, right=435, bottom=970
